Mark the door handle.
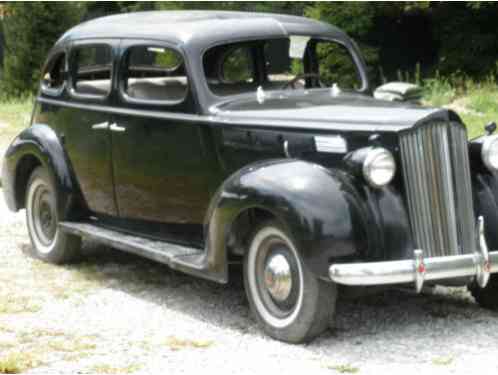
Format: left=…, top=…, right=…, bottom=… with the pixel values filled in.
left=109, top=123, right=126, bottom=132
left=91, top=121, right=109, bottom=130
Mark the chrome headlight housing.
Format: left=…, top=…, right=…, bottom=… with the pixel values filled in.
left=362, top=148, right=396, bottom=188
left=481, top=135, right=498, bottom=171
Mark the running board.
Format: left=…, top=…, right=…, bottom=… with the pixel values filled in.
left=59, top=222, right=225, bottom=283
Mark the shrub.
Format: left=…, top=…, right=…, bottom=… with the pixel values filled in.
left=1, top=3, right=83, bottom=97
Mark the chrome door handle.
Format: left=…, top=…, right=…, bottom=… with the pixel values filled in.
left=91, top=121, right=109, bottom=130
left=109, top=123, right=126, bottom=132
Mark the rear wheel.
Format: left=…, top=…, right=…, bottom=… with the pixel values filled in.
left=469, top=275, right=498, bottom=310
left=25, top=166, right=81, bottom=263
left=243, top=220, right=337, bottom=343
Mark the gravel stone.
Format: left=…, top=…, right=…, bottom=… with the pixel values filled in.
left=1, top=189, right=498, bottom=374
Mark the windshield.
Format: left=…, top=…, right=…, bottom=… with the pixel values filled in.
left=203, top=36, right=363, bottom=97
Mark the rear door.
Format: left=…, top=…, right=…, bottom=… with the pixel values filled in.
left=111, top=41, right=216, bottom=245
left=63, top=40, right=118, bottom=216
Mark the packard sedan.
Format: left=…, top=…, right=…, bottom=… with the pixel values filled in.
left=3, top=11, right=498, bottom=343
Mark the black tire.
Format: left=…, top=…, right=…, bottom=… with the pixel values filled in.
left=243, top=220, right=337, bottom=343
left=469, top=275, right=498, bottom=310
left=25, top=166, right=81, bottom=263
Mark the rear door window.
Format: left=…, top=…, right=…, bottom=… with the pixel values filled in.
left=71, top=44, right=112, bottom=98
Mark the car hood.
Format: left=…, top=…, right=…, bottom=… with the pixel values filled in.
left=211, top=91, right=453, bottom=133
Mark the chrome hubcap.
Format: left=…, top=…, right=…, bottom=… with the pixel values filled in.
left=32, top=185, right=57, bottom=246
left=263, top=253, right=292, bottom=302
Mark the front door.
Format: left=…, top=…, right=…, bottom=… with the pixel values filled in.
left=111, top=42, right=215, bottom=245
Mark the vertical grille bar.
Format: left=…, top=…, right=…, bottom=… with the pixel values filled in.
left=400, top=122, right=476, bottom=257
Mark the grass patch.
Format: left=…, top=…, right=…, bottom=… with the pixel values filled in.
left=0, top=351, right=38, bottom=374
left=0, top=341, right=17, bottom=351
left=0, top=98, right=32, bottom=138
left=327, top=363, right=360, bottom=374
left=89, top=363, right=143, bottom=374
left=47, top=336, right=97, bottom=353
left=0, top=295, right=41, bottom=314
left=422, top=78, right=497, bottom=139
left=432, top=356, right=453, bottom=366
left=27, top=258, right=107, bottom=301
left=423, top=76, right=457, bottom=107
left=17, top=328, right=66, bottom=344
left=164, top=336, right=214, bottom=351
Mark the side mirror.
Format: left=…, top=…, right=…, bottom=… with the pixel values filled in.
left=374, top=82, right=423, bottom=103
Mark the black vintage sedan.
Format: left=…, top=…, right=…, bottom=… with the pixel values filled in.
left=3, top=11, right=498, bottom=343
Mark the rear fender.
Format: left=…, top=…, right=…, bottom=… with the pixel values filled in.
left=2, top=124, right=86, bottom=218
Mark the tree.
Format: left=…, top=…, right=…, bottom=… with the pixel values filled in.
left=1, top=2, right=84, bottom=97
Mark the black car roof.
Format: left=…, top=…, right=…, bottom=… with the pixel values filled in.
left=56, top=10, right=348, bottom=50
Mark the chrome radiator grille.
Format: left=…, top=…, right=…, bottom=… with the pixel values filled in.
left=400, top=122, right=476, bottom=257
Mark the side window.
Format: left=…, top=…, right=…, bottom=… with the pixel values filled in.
left=221, top=47, right=254, bottom=83
left=41, top=53, right=66, bottom=95
left=72, top=44, right=112, bottom=97
left=124, top=46, right=188, bottom=103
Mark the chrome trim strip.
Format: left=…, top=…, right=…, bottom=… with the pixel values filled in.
left=36, top=96, right=434, bottom=132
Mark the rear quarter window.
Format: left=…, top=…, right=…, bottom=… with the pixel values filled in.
left=41, top=52, right=66, bottom=96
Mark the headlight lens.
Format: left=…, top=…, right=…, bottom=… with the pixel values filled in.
left=362, top=148, right=396, bottom=188
left=482, top=135, right=498, bottom=171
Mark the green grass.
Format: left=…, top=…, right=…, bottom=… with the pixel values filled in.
left=0, top=352, right=37, bottom=374
left=422, top=77, right=498, bottom=139
left=326, top=364, right=360, bottom=373
left=432, top=355, right=454, bottom=366
left=0, top=97, right=33, bottom=136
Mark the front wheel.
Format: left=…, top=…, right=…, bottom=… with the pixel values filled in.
left=243, top=220, right=337, bottom=343
left=25, top=166, right=81, bottom=263
left=469, top=275, right=498, bottom=310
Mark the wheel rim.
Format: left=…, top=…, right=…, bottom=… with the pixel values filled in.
left=248, top=227, right=304, bottom=328
left=27, top=179, right=58, bottom=254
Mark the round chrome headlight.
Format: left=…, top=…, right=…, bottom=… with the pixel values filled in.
left=482, top=135, right=498, bottom=171
left=362, top=148, right=396, bottom=188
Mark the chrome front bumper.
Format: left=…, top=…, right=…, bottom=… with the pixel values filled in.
left=329, top=217, right=498, bottom=292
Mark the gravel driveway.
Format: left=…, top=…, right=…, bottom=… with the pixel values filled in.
left=1, top=191, right=498, bottom=374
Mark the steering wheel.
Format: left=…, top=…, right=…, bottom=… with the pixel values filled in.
left=281, top=73, right=323, bottom=90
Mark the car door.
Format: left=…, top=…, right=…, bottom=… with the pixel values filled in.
left=62, top=40, right=118, bottom=216
left=111, top=41, right=216, bottom=245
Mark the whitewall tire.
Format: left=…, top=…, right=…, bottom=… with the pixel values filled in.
left=243, top=220, right=337, bottom=343
left=25, top=167, right=81, bottom=263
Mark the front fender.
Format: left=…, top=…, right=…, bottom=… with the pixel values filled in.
left=474, top=171, right=498, bottom=250
left=2, top=124, right=85, bottom=218
left=205, top=159, right=371, bottom=279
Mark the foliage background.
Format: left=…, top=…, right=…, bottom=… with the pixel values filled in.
left=0, top=1, right=497, bottom=97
